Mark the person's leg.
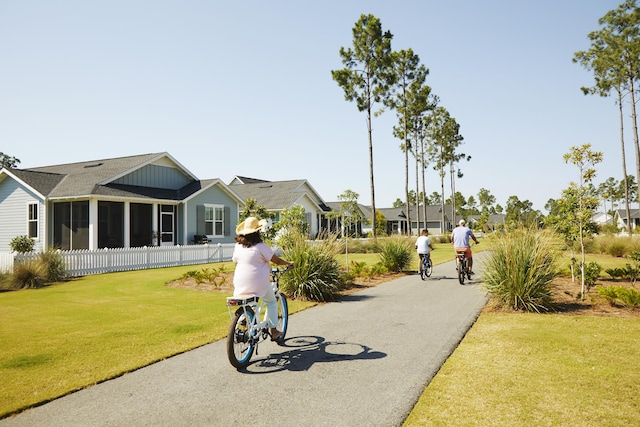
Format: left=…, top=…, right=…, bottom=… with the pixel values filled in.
left=262, top=286, right=281, bottom=338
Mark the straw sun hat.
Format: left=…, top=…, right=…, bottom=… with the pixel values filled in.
left=235, top=217, right=268, bottom=236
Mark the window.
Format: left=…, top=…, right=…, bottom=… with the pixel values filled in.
left=28, top=203, right=38, bottom=239
left=205, top=205, right=224, bottom=236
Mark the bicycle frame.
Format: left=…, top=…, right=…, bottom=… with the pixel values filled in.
left=456, top=251, right=469, bottom=284
left=226, top=266, right=290, bottom=369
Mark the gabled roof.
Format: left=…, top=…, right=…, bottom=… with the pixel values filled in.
left=616, top=209, right=640, bottom=220
left=230, top=179, right=330, bottom=212
left=229, top=176, right=270, bottom=185
left=11, top=153, right=200, bottom=200
left=5, top=169, right=66, bottom=197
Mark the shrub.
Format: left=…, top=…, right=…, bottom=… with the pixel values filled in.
left=39, top=250, right=65, bottom=282
left=11, top=260, right=44, bottom=289
left=279, top=232, right=343, bottom=301
left=483, top=228, right=557, bottom=312
left=9, top=235, right=35, bottom=253
left=597, top=286, right=640, bottom=308
left=577, top=261, right=601, bottom=291
left=377, top=237, right=413, bottom=272
left=605, top=267, right=627, bottom=280
left=181, top=265, right=227, bottom=286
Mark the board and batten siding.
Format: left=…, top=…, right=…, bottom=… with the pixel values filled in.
left=184, top=185, right=238, bottom=245
left=0, top=178, right=45, bottom=252
left=113, top=164, right=192, bottom=190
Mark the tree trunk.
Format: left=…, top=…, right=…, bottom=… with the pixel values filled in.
left=367, top=105, right=377, bottom=238
left=617, top=87, right=632, bottom=235
left=629, top=76, right=640, bottom=218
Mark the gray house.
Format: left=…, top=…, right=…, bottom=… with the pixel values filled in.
left=0, top=153, right=244, bottom=251
left=229, top=176, right=332, bottom=238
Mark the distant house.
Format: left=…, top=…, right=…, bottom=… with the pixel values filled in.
left=614, top=209, right=640, bottom=230
left=228, top=176, right=332, bottom=238
left=0, top=153, right=244, bottom=251
left=376, top=205, right=456, bottom=236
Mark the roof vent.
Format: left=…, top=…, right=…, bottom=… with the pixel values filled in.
left=84, top=163, right=103, bottom=168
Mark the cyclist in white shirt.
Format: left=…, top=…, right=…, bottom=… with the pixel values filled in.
left=415, top=229, right=434, bottom=274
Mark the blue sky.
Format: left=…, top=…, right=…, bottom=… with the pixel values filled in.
left=0, top=1, right=627, bottom=213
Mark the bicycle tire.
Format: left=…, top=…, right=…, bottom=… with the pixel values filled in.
left=227, top=307, right=255, bottom=369
left=425, top=260, right=433, bottom=277
left=276, top=293, right=288, bottom=338
left=457, top=258, right=466, bottom=285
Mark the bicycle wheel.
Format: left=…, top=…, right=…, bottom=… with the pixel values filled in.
left=425, top=259, right=433, bottom=277
left=420, top=258, right=427, bottom=281
left=457, top=258, right=466, bottom=285
left=226, top=307, right=255, bottom=369
left=276, top=293, right=288, bottom=338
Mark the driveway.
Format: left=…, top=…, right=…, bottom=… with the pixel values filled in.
left=1, top=254, right=488, bottom=427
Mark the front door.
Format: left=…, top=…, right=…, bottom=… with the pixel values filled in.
left=160, top=205, right=175, bottom=246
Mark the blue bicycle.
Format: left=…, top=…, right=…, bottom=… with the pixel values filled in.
left=419, top=254, right=433, bottom=280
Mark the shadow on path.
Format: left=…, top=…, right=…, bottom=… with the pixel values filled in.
left=240, top=335, right=386, bottom=374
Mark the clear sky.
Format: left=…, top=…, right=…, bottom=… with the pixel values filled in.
left=0, top=1, right=628, bottom=213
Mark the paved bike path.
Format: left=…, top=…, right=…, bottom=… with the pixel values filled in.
left=1, top=254, right=488, bottom=427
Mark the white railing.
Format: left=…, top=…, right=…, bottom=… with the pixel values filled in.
left=3, top=243, right=236, bottom=277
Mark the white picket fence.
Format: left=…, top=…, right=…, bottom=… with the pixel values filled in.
left=1, top=243, right=236, bottom=277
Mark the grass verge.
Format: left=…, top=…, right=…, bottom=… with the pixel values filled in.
left=403, top=312, right=640, bottom=426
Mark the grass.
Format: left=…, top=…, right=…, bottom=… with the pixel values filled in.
left=0, top=263, right=315, bottom=417
left=404, top=313, right=640, bottom=426
left=2, top=242, right=639, bottom=424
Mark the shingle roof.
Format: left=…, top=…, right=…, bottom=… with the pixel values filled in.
left=24, top=152, right=167, bottom=197
left=231, top=179, right=330, bottom=211
left=9, top=169, right=66, bottom=196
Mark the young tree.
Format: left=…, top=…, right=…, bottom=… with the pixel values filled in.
left=332, top=14, right=395, bottom=238
left=563, top=144, right=604, bottom=298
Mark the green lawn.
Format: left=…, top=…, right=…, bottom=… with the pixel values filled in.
left=2, top=247, right=639, bottom=424
left=0, top=264, right=315, bottom=418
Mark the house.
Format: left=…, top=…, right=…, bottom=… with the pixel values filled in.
left=0, top=153, right=244, bottom=252
left=324, top=201, right=368, bottom=237
left=376, top=204, right=455, bottom=236
left=614, top=209, right=640, bottom=230
left=228, top=176, right=332, bottom=238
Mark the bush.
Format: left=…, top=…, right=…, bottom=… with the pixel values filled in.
left=39, top=250, right=65, bottom=282
left=279, top=232, right=344, bottom=301
left=9, top=235, right=35, bottom=253
left=483, top=228, right=557, bottom=312
left=597, top=286, right=640, bottom=308
left=181, top=265, right=227, bottom=286
left=377, top=237, right=413, bottom=273
left=577, top=261, right=601, bottom=291
left=11, top=260, right=44, bottom=289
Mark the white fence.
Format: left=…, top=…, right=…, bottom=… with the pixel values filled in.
left=1, top=243, right=236, bottom=277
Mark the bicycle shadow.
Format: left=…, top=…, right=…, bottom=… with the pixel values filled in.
left=238, top=336, right=386, bottom=374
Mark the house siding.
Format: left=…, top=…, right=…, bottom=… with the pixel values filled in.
left=113, top=164, right=191, bottom=190
left=185, top=186, right=238, bottom=244
left=0, top=178, right=45, bottom=252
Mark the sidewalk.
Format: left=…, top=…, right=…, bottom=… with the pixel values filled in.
left=1, top=255, right=488, bottom=427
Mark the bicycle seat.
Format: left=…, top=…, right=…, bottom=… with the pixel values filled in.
left=226, top=295, right=259, bottom=306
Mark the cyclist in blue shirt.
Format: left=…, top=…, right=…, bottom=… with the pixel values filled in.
left=451, top=219, right=479, bottom=274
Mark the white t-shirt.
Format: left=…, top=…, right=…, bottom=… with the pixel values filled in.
left=415, top=235, right=431, bottom=254
left=232, top=242, right=274, bottom=297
